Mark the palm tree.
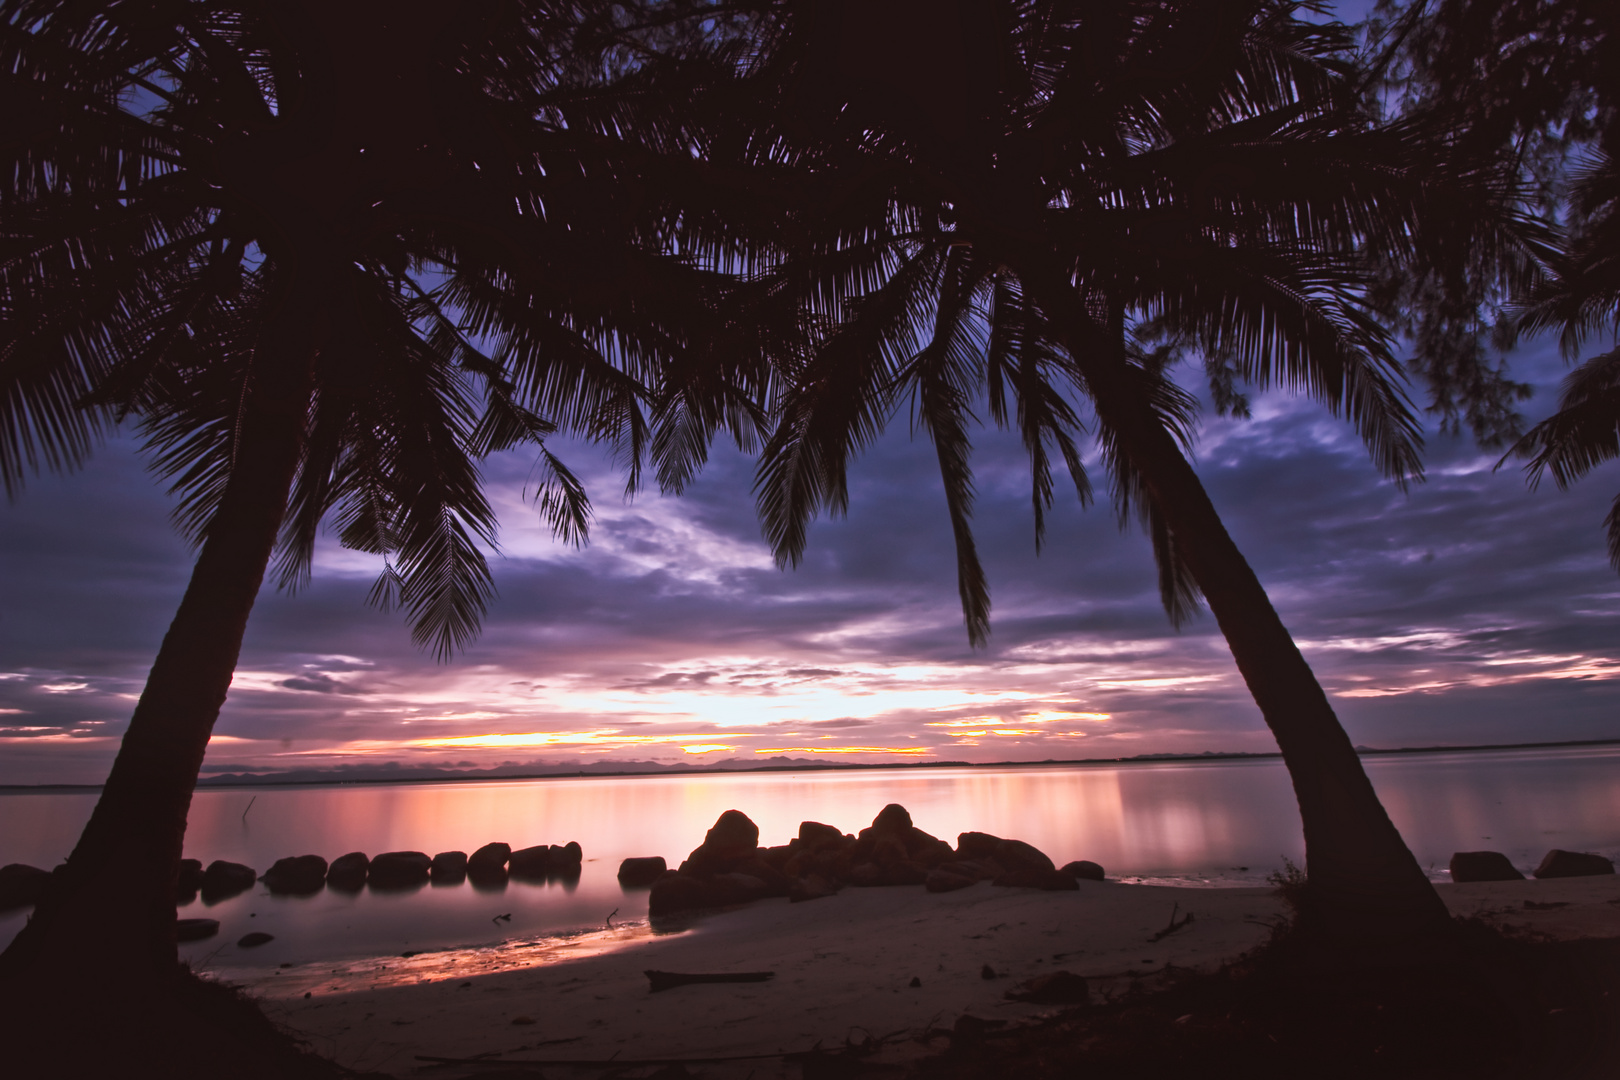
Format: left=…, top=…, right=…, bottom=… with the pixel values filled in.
left=1510, top=149, right=1620, bottom=555
left=706, top=0, right=1546, bottom=940
left=0, top=0, right=751, bottom=1049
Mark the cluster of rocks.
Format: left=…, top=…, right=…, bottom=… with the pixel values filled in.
left=638, top=805, right=1107, bottom=917
left=1449, top=848, right=1615, bottom=883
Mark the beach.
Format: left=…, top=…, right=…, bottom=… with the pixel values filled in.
left=255, top=874, right=1620, bottom=1078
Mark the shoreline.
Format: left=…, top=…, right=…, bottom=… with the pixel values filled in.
left=256, top=875, right=1620, bottom=1079
left=5, top=736, right=1616, bottom=793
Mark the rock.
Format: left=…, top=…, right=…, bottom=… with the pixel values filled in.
left=903, top=828, right=955, bottom=867
left=871, top=803, right=913, bottom=834
left=176, top=859, right=205, bottom=901
left=716, top=872, right=769, bottom=895
left=683, top=810, right=762, bottom=875
left=995, top=839, right=1056, bottom=874
left=1006, top=970, right=1090, bottom=1005
left=871, top=834, right=908, bottom=865
left=326, top=852, right=370, bottom=891
left=561, top=841, right=583, bottom=864
left=957, top=832, right=1003, bottom=860
left=368, top=851, right=431, bottom=888
left=925, top=868, right=975, bottom=893
left=618, top=856, right=667, bottom=887
left=236, top=932, right=275, bottom=948
left=993, top=867, right=1078, bottom=891
left=468, top=843, right=511, bottom=884
left=760, top=844, right=795, bottom=870
left=981, top=964, right=998, bottom=979
left=508, top=845, right=552, bottom=880
left=936, top=860, right=996, bottom=882
left=0, top=864, right=52, bottom=909
left=647, top=873, right=755, bottom=916
left=789, top=873, right=838, bottom=903
left=954, top=833, right=1055, bottom=874
left=175, top=918, right=219, bottom=942
left=1061, top=860, right=1105, bottom=882
left=1533, top=849, right=1616, bottom=879
left=201, top=860, right=257, bottom=902
left=430, top=851, right=468, bottom=882
left=847, top=860, right=928, bottom=887
left=798, top=821, right=846, bottom=850
left=1449, top=851, right=1523, bottom=883
left=262, top=855, right=328, bottom=895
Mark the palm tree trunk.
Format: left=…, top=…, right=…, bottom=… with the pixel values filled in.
left=1038, top=283, right=1450, bottom=941
left=0, top=313, right=314, bottom=990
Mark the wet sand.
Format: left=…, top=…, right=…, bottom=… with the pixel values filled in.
left=258, top=875, right=1620, bottom=1078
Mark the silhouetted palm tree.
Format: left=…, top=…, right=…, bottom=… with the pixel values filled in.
left=0, top=0, right=752, bottom=1038
left=1512, top=150, right=1620, bottom=557
left=712, top=0, right=1545, bottom=939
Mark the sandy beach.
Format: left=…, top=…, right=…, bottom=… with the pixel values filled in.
left=252, top=874, right=1620, bottom=1078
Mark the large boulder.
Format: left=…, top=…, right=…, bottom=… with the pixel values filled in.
left=1449, top=851, right=1523, bottom=883
left=956, top=832, right=1055, bottom=874
left=1060, top=860, right=1105, bottom=882
left=617, top=856, right=667, bottom=887
left=263, top=855, right=328, bottom=895
left=0, top=864, right=52, bottom=909
left=201, top=860, right=256, bottom=902
left=925, top=867, right=975, bottom=893
left=430, top=851, right=468, bottom=883
left=682, top=810, right=761, bottom=875
left=368, top=851, right=431, bottom=888
left=175, top=918, right=219, bottom=942
left=508, top=845, right=552, bottom=880
left=798, top=821, right=847, bottom=850
left=1533, top=849, right=1615, bottom=879
left=846, top=861, right=928, bottom=887
left=789, top=873, right=839, bottom=903
left=871, top=804, right=913, bottom=834
left=647, top=873, right=756, bottom=917
left=326, top=852, right=370, bottom=891
left=468, top=842, right=511, bottom=884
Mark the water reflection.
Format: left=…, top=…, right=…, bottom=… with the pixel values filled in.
left=1, top=745, right=1615, bottom=967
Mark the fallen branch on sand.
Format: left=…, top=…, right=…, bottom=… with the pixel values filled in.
left=644, top=969, right=776, bottom=992
left=1148, top=903, right=1195, bottom=942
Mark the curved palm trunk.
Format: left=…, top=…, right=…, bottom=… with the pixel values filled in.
left=1035, top=280, right=1450, bottom=941
left=0, top=314, right=314, bottom=991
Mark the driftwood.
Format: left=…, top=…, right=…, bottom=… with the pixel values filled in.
left=1148, top=902, right=1195, bottom=942
left=417, top=1049, right=786, bottom=1067
left=644, top=969, right=776, bottom=993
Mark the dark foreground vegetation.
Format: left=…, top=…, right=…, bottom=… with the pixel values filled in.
left=906, top=923, right=1620, bottom=1080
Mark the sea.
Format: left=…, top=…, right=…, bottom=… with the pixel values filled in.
left=2, top=744, right=1617, bottom=980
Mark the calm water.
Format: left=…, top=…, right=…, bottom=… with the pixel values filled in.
left=2, top=746, right=1617, bottom=971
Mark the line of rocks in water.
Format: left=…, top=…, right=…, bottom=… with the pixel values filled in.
left=0, top=840, right=586, bottom=913
left=628, top=804, right=1107, bottom=918
left=173, top=839, right=586, bottom=902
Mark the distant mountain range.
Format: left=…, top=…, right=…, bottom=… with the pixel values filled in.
left=9, top=737, right=1609, bottom=791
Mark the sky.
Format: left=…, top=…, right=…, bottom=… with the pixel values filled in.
left=3, top=327, right=1619, bottom=785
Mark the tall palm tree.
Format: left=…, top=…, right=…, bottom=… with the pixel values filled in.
left=0, top=0, right=751, bottom=1046
left=706, top=0, right=1546, bottom=940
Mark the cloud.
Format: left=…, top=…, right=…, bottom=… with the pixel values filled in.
left=3, top=334, right=1618, bottom=783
